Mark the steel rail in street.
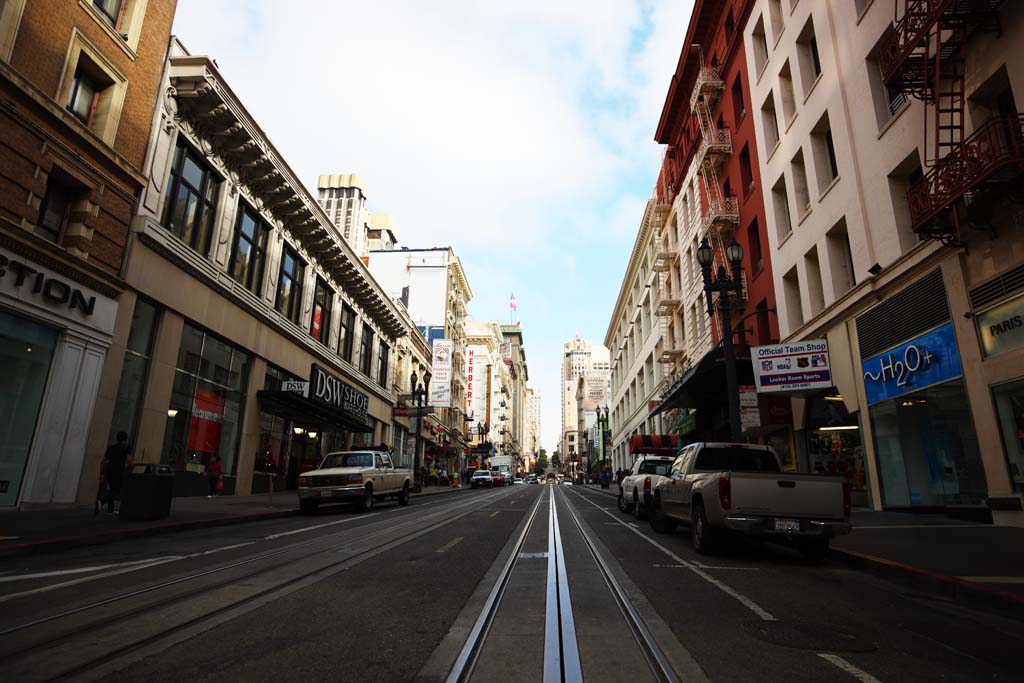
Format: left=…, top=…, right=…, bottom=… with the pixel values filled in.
left=558, top=486, right=680, bottom=683
left=1, top=487, right=516, bottom=681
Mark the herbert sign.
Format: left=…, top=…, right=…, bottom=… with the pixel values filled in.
left=309, top=364, right=369, bottom=422
left=752, top=340, right=832, bottom=393
left=861, top=322, right=962, bottom=405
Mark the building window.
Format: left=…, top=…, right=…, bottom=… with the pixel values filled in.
left=797, top=18, right=822, bottom=96
left=761, top=91, right=780, bottom=152
left=310, top=278, right=333, bottom=344
left=739, top=144, right=754, bottom=196
left=162, top=323, right=251, bottom=482
left=804, top=246, right=825, bottom=315
left=783, top=265, right=804, bottom=331
left=275, top=245, right=305, bottom=324
left=377, top=342, right=390, bottom=387
left=771, top=174, right=793, bottom=240
left=92, top=0, right=122, bottom=26
left=108, top=299, right=158, bottom=447
left=791, top=149, right=811, bottom=214
left=768, top=0, right=784, bottom=43
left=724, top=8, right=735, bottom=42
left=994, top=379, right=1024, bottom=492
left=867, top=30, right=909, bottom=129
left=338, top=304, right=355, bottom=362
left=229, top=204, right=268, bottom=295
left=826, top=217, right=856, bottom=296
left=747, top=219, right=763, bottom=273
left=66, top=63, right=101, bottom=125
left=779, top=60, right=796, bottom=124
left=36, top=170, right=84, bottom=243
left=752, top=16, right=769, bottom=74
left=162, top=140, right=221, bottom=254
left=359, top=324, right=374, bottom=376
left=732, top=76, right=745, bottom=123
left=811, top=111, right=839, bottom=191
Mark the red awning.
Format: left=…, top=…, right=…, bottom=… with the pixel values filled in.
left=629, top=434, right=680, bottom=456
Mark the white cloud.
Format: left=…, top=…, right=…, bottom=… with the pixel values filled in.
left=172, top=0, right=694, bottom=454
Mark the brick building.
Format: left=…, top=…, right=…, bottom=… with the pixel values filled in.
left=0, top=0, right=176, bottom=506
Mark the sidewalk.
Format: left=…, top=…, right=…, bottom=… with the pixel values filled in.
left=0, top=484, right=464, bottom=558
left=580, top=483, right=1024, bottom=618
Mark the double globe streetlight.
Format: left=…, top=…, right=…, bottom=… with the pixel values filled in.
left=695, top=237, right=745, bottom=443
left=410, top=369, right=431, bottom=492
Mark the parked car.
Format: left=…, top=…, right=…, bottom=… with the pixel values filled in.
left=527, top=474, right=538, bottom=484
left=618, top=455, right=676, bottom=519
left=298, top=450, right=412, bottom=514
left=513, top=477, right=525, bottom=485
left=648, top=442, right=852, bottom=559
left=471, top=470, right=494, bottom=488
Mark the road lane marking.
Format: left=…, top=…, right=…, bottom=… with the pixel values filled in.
left=436, top=537, right=464, bottom=553
left=855, top=524, right=981, bottom=529
left=0, top=557, right=178, bottom=583
left=544, top=485, right=582, bottom=683
left=570, top=489, right=777, bottom=621
left=956, top=576, right=1024, bottom=583
left=0, top=542, right=255, bottom=603
left=265, top=513, right=379, bottom=539
left=818, top=654, right=883, bottom=682
left=490, top=511, right=500, bottom=517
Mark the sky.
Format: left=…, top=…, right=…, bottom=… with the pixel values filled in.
left=172, top=0, right=694, bottom=453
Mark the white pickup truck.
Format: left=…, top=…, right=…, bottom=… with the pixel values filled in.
left=649, top=442, right=851, bottom=559
left=617, top=454, right=676, bottom=520
left=298, top=450, right=413, bottom=513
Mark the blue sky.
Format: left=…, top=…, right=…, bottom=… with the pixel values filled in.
left=172, top=0, right=694, bottom=451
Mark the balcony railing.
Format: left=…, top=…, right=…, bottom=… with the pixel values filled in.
left=655, top=295, right=681, bottom=317
left=879, top=0, right=947, bottom=85
left=701, top=196, right=740, bottom=234
left=909, top=114, right=1024, bottom=237
left=689, top=66, right=725, bottom=114
left=652, top=250, right=679, bottom=272
left=695, top=129, right=732, bottom=170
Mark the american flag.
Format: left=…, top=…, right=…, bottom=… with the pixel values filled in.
left=509, top=294, right=517, bottom=311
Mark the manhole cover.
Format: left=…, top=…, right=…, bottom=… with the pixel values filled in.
left=744, top=621, right=877, bottom=653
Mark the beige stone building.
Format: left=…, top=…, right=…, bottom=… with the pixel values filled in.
left=743, top=0, right=1024, bottom=521
left=81, top=38, right=406, bottom=499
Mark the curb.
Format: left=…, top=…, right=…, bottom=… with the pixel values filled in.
left=828, top=547, right=1024, bottom=622
left=0, top=486, right=465, bottom=559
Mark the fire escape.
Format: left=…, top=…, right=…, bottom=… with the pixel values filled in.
left=652, top=202, right=685, bottom=397
left=880, top=0, right=1021, bottom=245
left=690, top=55, right=745, bottom=341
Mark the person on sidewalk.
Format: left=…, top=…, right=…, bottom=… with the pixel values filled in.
left=101, top=432, right=132, bottom=514
left=206, top=454, right=223, bottom=498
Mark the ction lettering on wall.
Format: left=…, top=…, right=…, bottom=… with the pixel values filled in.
left=0, top=252, right=96, bottom=316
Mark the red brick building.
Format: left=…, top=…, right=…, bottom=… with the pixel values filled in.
left=652, top=0, right=789, bottom=454
left=0, top=0, right=176, bottom=506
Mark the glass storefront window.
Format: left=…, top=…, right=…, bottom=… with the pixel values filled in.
left=870, top=379, right=986, bottom=507
left=108, top=299, right=159, bottom=447
left=0, top=311, right=57, bottom=506
left=162, top=323, right=250, bottom=479
left=805, top=394, right=868, bottom=506
left=993, top=379, right=1024, bottom=491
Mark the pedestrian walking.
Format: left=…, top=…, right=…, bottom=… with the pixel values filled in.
left=206, top=454, right=223, bottom=498
left=99, top=431, right=132, bottom=514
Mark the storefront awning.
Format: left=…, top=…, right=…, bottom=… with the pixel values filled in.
left=628, top=434, right=680, bottom=455
left=652, top=344, right=754, bottom=416
left=257, top=389, right=371, bottom=433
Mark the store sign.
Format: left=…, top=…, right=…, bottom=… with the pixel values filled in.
left=0, top=251, right=97, bottom=317
left=309, top=363, right=369, bottom=421
left=976, top=293, right=1024, bottom=357
left=430, top=339, right=453, bottom=408
left=861, top=322, right=962, bottom=405
left=282, top=381, right=309, bottom=397
left=753, top=340, right=833, bottom=393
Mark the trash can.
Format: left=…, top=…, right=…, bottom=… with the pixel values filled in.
left=119, top=464, right=175, bottom=521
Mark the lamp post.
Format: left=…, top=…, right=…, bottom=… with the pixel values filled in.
left=597, top=405, right=610, bottom=470
left=411, top=369, right=432, bottom=492
left=696, top=237, right=745, bottom=443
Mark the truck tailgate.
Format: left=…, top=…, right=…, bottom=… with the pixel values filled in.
left=730, top=473, right=846, bottom=519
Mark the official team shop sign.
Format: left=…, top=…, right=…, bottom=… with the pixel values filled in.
left=309, top=363, right=370, bottom=422
left=752, top=340, right=833, bottom=393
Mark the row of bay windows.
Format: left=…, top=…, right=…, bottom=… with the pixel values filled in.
left=160, top=138, right=390, bottom=388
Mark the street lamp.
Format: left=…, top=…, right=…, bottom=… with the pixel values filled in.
left=597, top=406, right=610, bottom=471
left=411, top=369, right=432, bottom=492
left=696, top=237, right=745, bottom=442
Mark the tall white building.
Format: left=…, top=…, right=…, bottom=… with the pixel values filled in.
left=527, top=388, right=540, bottom=457
left=317, top=173, right=371, bottom=258
left=560, top=335, right=609, bottom=461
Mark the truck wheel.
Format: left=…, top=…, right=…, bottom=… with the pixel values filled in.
left=299, top=499, right=319, bottom=515
left=691, top=502, right=714, bottom=555
left=398, top=482, right=410, bottom=506
left=799, top=538, right=829, bottom=562
left=633, top=490, right=646, bottom=520
left=617, top=491, right=633, bottom=514
left=649, top=496, right=677, bottom=534
left=354, top=485, right=374, bottom=512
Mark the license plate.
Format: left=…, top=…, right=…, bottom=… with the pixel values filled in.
left=774, top=518, right=800, bottom=532
left=320, top=490, right=332, bottom=498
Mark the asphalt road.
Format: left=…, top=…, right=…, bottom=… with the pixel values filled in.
left=1, top=483, right=1021, bottom=682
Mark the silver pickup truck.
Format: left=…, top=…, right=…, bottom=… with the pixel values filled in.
left=298, top=450, right=412, bottom=514
left=649, top=442, right=851, bottom=559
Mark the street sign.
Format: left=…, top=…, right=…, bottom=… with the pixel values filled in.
left=752, top=340, right=832, bottom=394
left=282, top=381, right=309, bottom=397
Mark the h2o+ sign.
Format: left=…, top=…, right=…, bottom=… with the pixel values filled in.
left=861, top=322, right=962, bottom=405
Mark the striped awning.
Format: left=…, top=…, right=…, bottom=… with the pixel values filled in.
left=628, top=434, right=680, bottom=456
